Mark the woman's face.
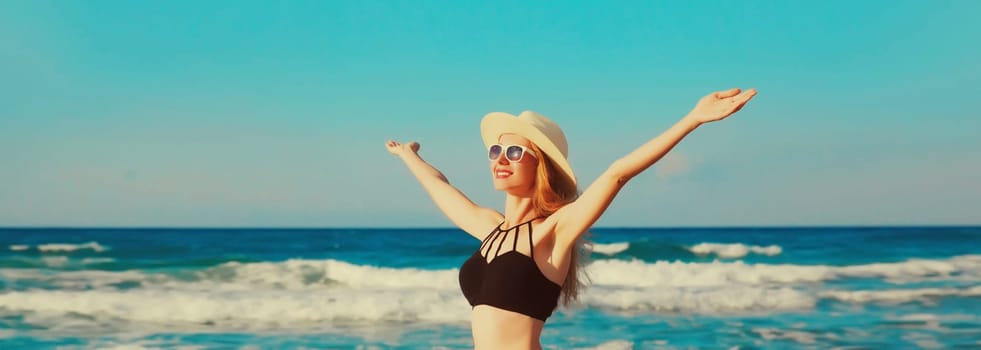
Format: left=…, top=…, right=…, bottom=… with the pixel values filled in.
left=489, top=134, right=538, bottom=195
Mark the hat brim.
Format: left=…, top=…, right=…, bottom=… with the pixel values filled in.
left=481, top=112, right=577, bottom=186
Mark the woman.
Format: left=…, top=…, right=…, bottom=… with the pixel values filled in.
left=385, top=87, right=757, bottom=349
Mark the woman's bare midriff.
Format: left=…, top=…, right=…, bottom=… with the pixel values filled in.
left=471, top=305, right=545, bottom=350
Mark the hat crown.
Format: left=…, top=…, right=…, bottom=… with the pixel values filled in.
left=517, top=111, right=568, bottom=157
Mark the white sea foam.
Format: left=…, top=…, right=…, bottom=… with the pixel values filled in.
left=590, top=242, right=630, bottom=255
left=882, top=313, right=979, bottom=333
left=195, top=259, right=460, bottom=291
left=902, top=332, right=944, bottom=349
left=577, top=340, right=634, bottom=350
left=689, top=242, right=782, bottom=258
left=894, top=313, right=978, bottom=322
left=582, top=285, right=816, bottom=313
left=587, top=254, right=981, bottom=288
left=200, top=254, right=977, bottom=293
left=82, top=257, right=117, bottom=264
left=587, top=259, right=825, bottom=287
left=753, top=328, right=818, bottom=344
left=9, top=244, right=29, bottom=251
left=0, top=287, right=472, bottom=330
left=0, top=268, right=155, bottom=290
left=0, top=255, right=977, bottom=332
left=36, top=241, right=108, bottom=253
left=40, top=256, right=69, bottom=268
left=820, top=285, right=981, bottom=304
left=71, top=338, right=205, bottom=350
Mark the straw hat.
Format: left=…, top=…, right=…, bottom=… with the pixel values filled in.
left=480, top=110, right=576, bottom=186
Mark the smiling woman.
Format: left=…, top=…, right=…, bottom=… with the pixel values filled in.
left=385, top=87, right=757, bottom=349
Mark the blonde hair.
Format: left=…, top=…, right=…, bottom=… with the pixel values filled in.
left=528, top=143, right=589, bottom=307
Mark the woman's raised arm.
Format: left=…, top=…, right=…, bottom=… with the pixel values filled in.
left=549, top=88, right=758, bottom=244
left=386, top=140, right=501, bottom=240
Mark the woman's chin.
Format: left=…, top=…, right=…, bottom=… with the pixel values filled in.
left=491, top=181, right=509, bottom=191
left=492, top=178, right=516, bottom=190
left=492, top=180, right=532, bottom=196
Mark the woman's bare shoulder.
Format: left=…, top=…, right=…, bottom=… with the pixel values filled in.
left=462, top=208, right=505, bottom=241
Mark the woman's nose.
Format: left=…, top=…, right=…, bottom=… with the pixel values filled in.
left=496, top=154, right=510, bottom=165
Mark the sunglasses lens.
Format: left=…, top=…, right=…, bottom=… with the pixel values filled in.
left=488, top=145, right=503, bottom=160
left=506, top=146, right=524, bottom=161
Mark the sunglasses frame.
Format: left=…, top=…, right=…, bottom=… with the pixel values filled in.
left=488, top=144, right=538, bottom=162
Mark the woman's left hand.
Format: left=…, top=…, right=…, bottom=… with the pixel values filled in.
left=684, top=88, right=758, bottom=125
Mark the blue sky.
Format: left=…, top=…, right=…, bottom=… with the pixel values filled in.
left=1, top=1, right=979, bottom=227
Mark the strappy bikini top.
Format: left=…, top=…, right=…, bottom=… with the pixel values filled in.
left=458, top=218, right=562, bottom=321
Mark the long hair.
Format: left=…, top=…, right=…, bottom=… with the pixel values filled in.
left=528, top=143, right=589, bottom=307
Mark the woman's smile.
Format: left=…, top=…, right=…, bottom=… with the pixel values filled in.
left=494, top=168, right=514, bottom=179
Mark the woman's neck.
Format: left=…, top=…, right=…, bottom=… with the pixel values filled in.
left=503, top=194, right=538, bottom=228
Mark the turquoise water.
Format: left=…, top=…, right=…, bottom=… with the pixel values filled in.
left=1, top=227, right=979, bottom=349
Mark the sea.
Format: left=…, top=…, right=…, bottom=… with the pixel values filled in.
left=0, top=226, right=978, bottom=349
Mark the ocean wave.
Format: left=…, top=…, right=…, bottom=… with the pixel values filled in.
left=753, top=328, right=820, bottom=345
left=0, top=259, right=460, bottom=292
left=581, top=285, right=816, bottom=313
left=0, top=283, right=812, bottom=331
left=194, top=259, right=460, bottom=290
left=0, top=288, right=472, bottom=330
left=820, top=285, right=981, bottom=304
left=40, top=256, right=69, bottom=268
left=4, top=255, right=978, bottom=292
left=575, top=340, right=635, bottom=350
left=587, top=240, right=783, bottom=261
left=688, top=242, right=782, bottom=258
left=9, top=241, right=109, bottom=253
left=0, top=255, right=117, bottom=270
left=589, top=242, right=630, bottom=256
left=82, top=257, right=116, bottom=264
left=883, top=313, right=979, bottom=331
left=587, top=255, right=981, bottom=288
left=892, top=313, right=978, bottom=322
left=2, top=283, right=975, bottom=332
left=0, top=268, right=158, bottom=290
left=0, top=255, right=977, bottom=331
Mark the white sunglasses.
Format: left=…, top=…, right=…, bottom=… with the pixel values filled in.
left=488, top=144, right=538, bottom=162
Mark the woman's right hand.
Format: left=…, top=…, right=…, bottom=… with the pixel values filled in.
left=385, top=140, right=420, bottom=157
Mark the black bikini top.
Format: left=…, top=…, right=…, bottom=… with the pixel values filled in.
left=457, top=218, right=562, bottom=321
